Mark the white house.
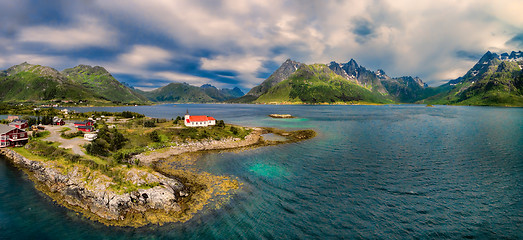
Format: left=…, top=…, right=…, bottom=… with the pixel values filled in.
left=184, top=112, right=216, bottom=127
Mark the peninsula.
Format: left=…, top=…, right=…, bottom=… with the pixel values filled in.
left=0, top=110, right=315, bottom=227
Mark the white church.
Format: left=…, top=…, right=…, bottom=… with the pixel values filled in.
left=184, top=111, right=216, bottom=127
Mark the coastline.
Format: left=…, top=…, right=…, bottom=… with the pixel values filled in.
left=0, top=126, right=315, bottom=227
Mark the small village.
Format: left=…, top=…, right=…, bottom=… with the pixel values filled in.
left=1, top=109, right=223, bottom=150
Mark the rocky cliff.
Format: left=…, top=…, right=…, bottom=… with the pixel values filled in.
left=0, top=148, right=186, bottom=227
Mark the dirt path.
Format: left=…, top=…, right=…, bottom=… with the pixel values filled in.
left=44, top=123, right=88, bottom=156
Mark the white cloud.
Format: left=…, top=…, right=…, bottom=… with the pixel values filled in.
left=0, top=54, right=67, bottom=69
left=4, top=0, right=522, bottom=89
left=200, top=55, right=268, bottom=87
left=200, top=55, right=266, bottom=73
left=153, top=71, right=215, bottom=87
left=117, top=45, right=172, bottom=67
left=94, top=45, right=173, bottom=76
left=86, top=45, right=217, bottom=89
left=17, top=16, right=116, bottom=49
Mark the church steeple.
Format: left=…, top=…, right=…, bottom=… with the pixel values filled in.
left=185, top=109, right=190, bottom=121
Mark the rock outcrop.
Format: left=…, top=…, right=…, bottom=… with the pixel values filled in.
left=133, top=128, right=263, bottom=165
left=0, top=148, right=185, bottom=225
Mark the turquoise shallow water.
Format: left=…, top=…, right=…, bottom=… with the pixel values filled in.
left=1, top=104, right=522, bottom=239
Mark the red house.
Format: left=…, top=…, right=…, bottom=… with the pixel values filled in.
left=77, top=126, right=94, bottom=132
left=9, top=120, right=28, bottom=129
left=53, top=117, right=65, bottom=126
left=0, top=125, right=28, bottom=148
left=74, top=120, right=94, bottom=127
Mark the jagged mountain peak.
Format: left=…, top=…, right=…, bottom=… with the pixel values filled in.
left=375, top=69, right=389, bottom=80
left=62, top=64, right=111, bottom=76
left=200, top=83, right=217, bottom=89
left=244, top=58, right=304, bottom=97
left=341, top=59, right=360, bottom=77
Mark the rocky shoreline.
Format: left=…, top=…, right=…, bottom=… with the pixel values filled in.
left=134, top=128, right=264, bottom=166
left=0, top=148, right=186, bottom=227
left=0, top=127, right=315, bottom=227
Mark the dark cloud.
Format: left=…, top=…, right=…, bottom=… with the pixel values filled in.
left=0, top=0, right=521, bottom=90
left=506, top=33, right=523, bottom=48
left=455, top=50, right=484, bottom=61
left=351, top=18, right=376, bottom=44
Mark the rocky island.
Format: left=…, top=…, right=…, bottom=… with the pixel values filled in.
left=268, top=114, right=295, bottom=118
left=0, top=110, right=315, bottom=227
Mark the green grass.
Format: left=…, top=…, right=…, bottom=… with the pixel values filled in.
left=59, top=127, right=71, bottom=133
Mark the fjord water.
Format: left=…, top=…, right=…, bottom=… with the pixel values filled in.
left=1, top=105, right=522, bottom=239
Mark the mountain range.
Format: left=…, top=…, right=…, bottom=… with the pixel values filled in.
left=136, top=83, right=243, bottom=103
left=232, top=58, right=438, bottom=104
left=0, top=63, right=243, bottom=104
left=1, top=50, right=521, bottom=106
left=233, top=51, right=522, bottom=106
left=421, top=51, right=523, bottom=106
left=0, top=62, right=147, bottom=104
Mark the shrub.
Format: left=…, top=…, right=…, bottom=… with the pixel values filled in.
left=85, top=139, right=109, bottom=157
left=230, top=126, right=239, bottom=135
left=60, top=131, right=83, bottom=139
left=149, top=130, right=161, bottom=142
left=144, top=120, right=156, bottom=127
left=216, top=120, right=225, bottom=128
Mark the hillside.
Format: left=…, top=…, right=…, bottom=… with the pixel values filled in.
left=0, top=62, right=149, bottom=104
left=231, top=59, right=304, bottom=103
left=0, top=63, right=99, bottom=102
left=422, top=51, right=523, bottom=106
left=200, top=84, right=244, bottom=101
left=141, top=83, right=215, bottom=102
left=141, top=83, right=244, bottom=103
left=255, top=64, right=392, bottom=104
left=232, top=58, right=431, bottom=104
left=62, top=65, right=149, bottom=103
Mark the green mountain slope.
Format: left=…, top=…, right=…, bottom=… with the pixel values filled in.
left=423, top=51, right=523, bottom=106
left=255, top=64, right=392, bottom=104
left=230, top=59, right=303, bottom=103
left=200, top=84, right=244, bottom=101
left=0, top=63, right=99, bottom=102
left=0, top=62, right=149, bottom=104
left=381, top=76, right=450, bottom=103
left=140, top=83, right=244, bottom=103
left=62, top=65, right=149, bottom=103
left=233, top=58, right=432, bottom=104
left=141, top=83, right=216, bottom=102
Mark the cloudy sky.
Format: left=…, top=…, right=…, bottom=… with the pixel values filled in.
left=0, top=0, right=522, bottom=92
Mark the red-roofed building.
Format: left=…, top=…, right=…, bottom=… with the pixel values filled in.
left=184, top=111, right=216, bottom=127
left=77, top=126, right=95, bottom=132
left=0, top=125, right=28, bottom=148
left=74, top=120, right=94, bottom=127
left=9, top=120, right=28, bottom=129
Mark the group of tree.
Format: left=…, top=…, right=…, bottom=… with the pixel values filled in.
left=85, top=125, right=127, bottom=157
left=24, top=115, right=54, bottom=126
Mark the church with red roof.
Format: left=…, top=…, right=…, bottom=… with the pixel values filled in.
left=184, top=110, right=216, bottom=127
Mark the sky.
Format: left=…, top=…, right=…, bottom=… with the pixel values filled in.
left=0, top=0, right=522, bottom=92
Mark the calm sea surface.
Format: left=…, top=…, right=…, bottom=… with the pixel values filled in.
left=1, top=104, right=522, bottom=239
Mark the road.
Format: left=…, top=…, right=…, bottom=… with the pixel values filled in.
left=44, top=123, right=88, bottom=156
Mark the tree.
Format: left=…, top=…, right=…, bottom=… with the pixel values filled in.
left=174, top=116, right=182, bottom=125
left=230, top=126, right=239, bottom=135
left=86, top=139, right=109, bottom=157
left=216, top=120, right=225, bottom=128
left=149, top=130, right=161, bottom=142
left=144, top=120, right=156, bottom=127
left=110, top=129, right=126, bottom=151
